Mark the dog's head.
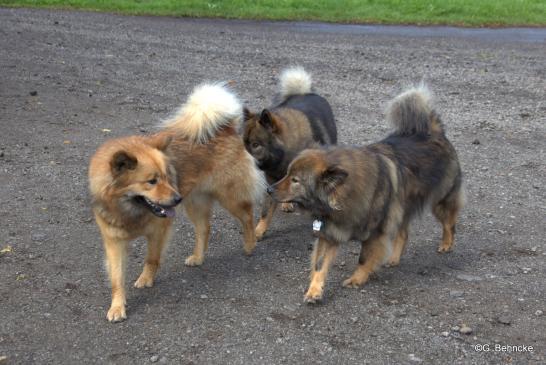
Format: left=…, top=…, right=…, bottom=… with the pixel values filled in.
left=109, top=135, right=182, bottom=218
left=242, top=108, right=285, bottom=170
left=268, top=149, right=348, bottom=214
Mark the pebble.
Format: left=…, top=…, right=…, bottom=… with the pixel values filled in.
left=150, top=355, right=159, bottom=363
left=30, top=90, right=38, bottom=96
left=31, top=233, right=47, bottom=242
left=535, top=310, right=543, bottom=316
left=472, top=139, right=480, bottom=145
left=459, top=325, right=473, bottom=335
left=408, top=354, right=423, bottom=362
left=456, top=274, right=483, bottom=282
left=521, top=267, right=532, bottom=274
left=449, top=290, right=464, bottom=298
left=0, top=356, right=7, bottom=364
left=441, top=331, right=449, bottom=337
left=451, top=325, right=460, bottom=332
left=200, top=294, right=208, bottom=299
left=496, top=315, right=511, bottom=325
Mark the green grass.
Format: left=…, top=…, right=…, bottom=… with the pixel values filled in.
left=1, top=0, right=545, bottom=27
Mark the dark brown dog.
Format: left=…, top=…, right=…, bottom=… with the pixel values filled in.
left=269, top=86, right=464, bottom=303
left=243, top=67, right=336, bottom=239
left=89, top=83, right=264, bottom=321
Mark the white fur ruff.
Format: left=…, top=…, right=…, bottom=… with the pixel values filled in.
left=163, top=83, right=242, bottom=143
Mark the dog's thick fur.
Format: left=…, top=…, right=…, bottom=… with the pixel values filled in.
left=270, top=86, right=463, bottom=303
left=89, top=83, right=264, bottom=321
left=243, top=67, right=337, bottom=239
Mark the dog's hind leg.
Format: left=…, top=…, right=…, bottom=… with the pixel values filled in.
left=184, top=195, right=213, bottom=266
left=219, top=196, right=257, bottom=256
left=433, top=187, right=464, bottom=253
left=255, top=194, right=277, bottom=240
left=135, top=219, right=173, bottom=288
left=343, top=235, right=388, bottom=288
left=304, top=238, right=338, bottom=303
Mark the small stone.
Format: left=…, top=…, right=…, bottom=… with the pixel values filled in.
left=441, top=331, right=449, bottom=337
left=150, top=355, right=159, bottom=363
left=496, top=315, right=511, bottom=325
left=31, top=233, right=47, bottom=242
left=266, top=316, right=273, bottom=322
left=459, top=325, right=472, bottom=335
left=472, top=139, right=480, bottom=145
left=408, top=354, right=423, bottom=362
left=159, top=357, right=167, bottom=363
left=535, top=310, right=543, bottom=316
left=521, top=267, right=532, bottom=274
left=200, top=294, right=208, bottom=299
left=29, top=90, right=38, bottom=96
left=456, top=274, right=483, bottom=282
left=351, top=317, right=358, bottom=323
left=449, top=290, right=464, bottom=298
left=0, top=356, right=7, bottom=364
left=451, top=325, right=460, bottom=332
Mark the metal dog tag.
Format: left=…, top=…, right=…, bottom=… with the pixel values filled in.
left=313, top=220, right=323, bottom=232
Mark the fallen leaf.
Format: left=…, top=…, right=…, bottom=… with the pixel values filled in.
left=16, top=274, right=26, bottom=281
left=101, top=128, right=111, bottom=133
left=1, top=245, right=12, bottom=254
left=63, top=140, right=71, bottom=144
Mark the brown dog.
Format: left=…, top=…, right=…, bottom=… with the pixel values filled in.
left=243, top=67, right=336, bottom=240
left=89, top=84, right=264, bottom=321
left=269, top=86, right=464, bottom=303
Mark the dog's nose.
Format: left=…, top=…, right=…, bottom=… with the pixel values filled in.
left=172, top=195, right=183, bottom=205
left=266, top=186, right=274, bottom=195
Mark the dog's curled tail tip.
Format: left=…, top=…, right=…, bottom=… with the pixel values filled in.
left=279, top=66, right=312, bottom=98
left=386, top=84, right=443, bottom=135
left=162, top=82, right=242, bottom=143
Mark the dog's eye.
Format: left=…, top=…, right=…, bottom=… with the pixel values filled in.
left=291, top=177, right=299, bottom=184
left=252, top=142, right=260, bottom=149
left=148, top=178, right=158, bottom=185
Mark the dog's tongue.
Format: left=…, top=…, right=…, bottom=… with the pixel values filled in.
left=164, top=207, right=176, bottom=218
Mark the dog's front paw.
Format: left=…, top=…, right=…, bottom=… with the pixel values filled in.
left=437, top=243, right=453, bottom=253
left=185, top=255, right=204, bottom=267
left=281, top=202, right=295, bottom=213
left=107, top=305, right=126, bottom=322
left=134, top=273, right=154, bottom=288
left=384, top=258, right=400, bottom=268
left=342, top=276, right=366, bottom=288
left=255, top=222, right=267, bottom=241
left=304, top=286, right=323, bottom=304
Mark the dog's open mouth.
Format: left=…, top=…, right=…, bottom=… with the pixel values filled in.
left=134, top=196, right=177, bottom=218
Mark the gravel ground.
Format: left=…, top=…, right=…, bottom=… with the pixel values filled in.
left=0, top=8, right=545, bottom=365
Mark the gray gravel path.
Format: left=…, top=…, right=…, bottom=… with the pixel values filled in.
left=0, top=8, right=545, bottom=365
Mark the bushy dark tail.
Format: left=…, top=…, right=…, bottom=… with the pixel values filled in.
left=386, top=84, right=444, bottom=135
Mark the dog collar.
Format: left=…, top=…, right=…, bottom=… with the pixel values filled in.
left=313, top=220, right=323, bottom=232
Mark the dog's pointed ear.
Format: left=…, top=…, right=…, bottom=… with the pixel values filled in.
left=111, top=151, right=137, bottom=176
left=148, top=134, right=173, bottom=151
left=243, top=107, right=255, bottom=122
left=259, top=109, right=278, bottom=132
left=321, top=166, right=348, bottom=192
